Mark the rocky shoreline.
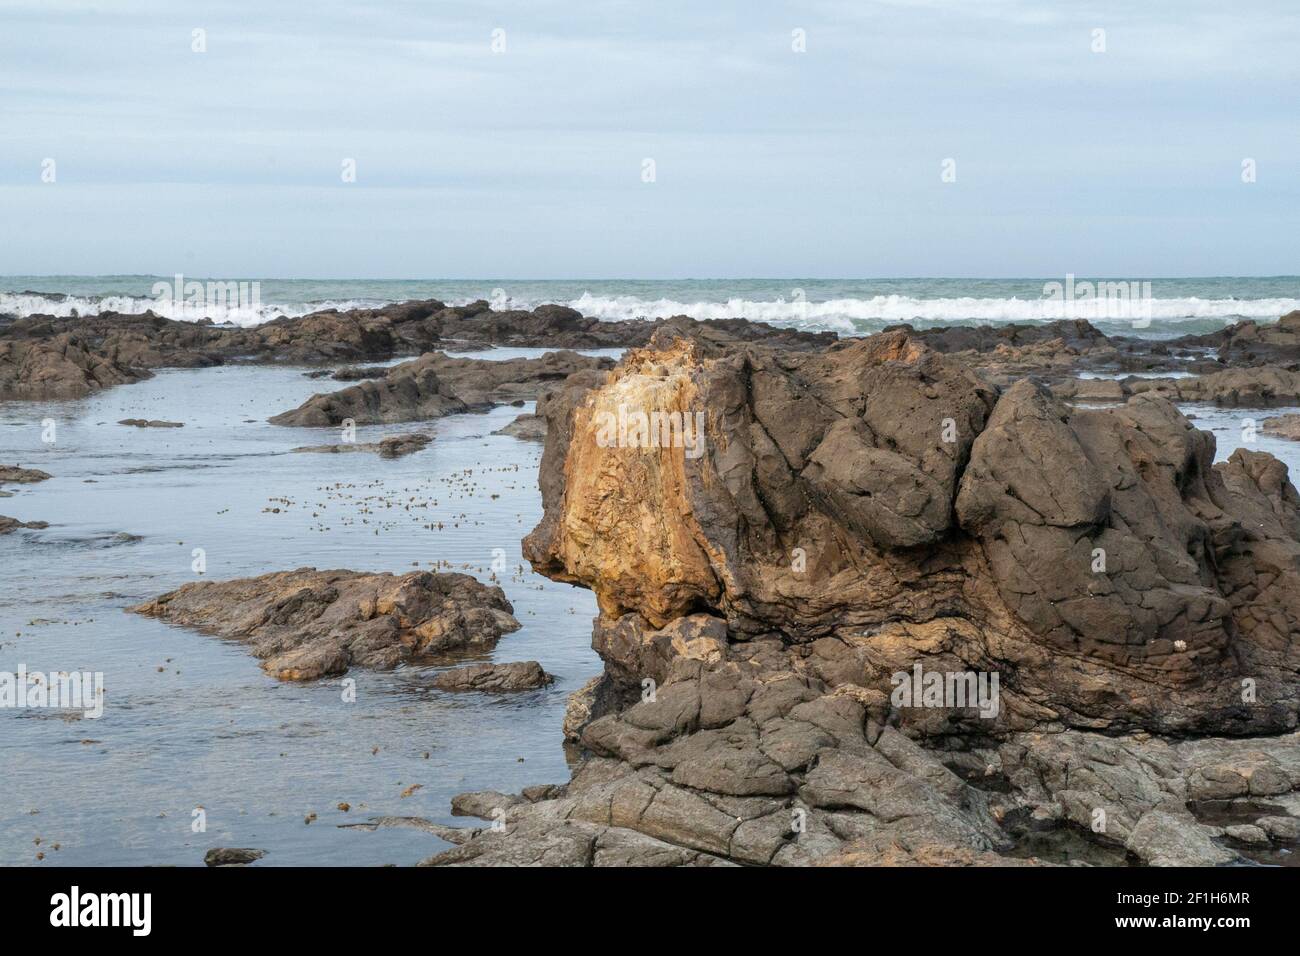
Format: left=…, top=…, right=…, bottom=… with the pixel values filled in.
left=9, top=300, right=1300, bottom=866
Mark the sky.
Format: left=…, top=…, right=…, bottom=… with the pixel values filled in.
left=1, top=0, right=1298, bottom=278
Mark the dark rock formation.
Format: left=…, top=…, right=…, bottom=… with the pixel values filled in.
left=0, top=300, right=836, bottom=400
left=1053, top=365, right=1300, bottom=407
left=0, top=465, right=51, bottom=485
left=431, top=661, right=554, bottom=692
left=203, top=848, right=266, bottom=866
left=291, top=432, right=433, bottom=458
left=268, top=351, right=612, bottom=427
left=417, top=327, right=1300, bottom=867
left=130, top=568, right=520, bottom=681
left=0, top=515, right=49, bottom=534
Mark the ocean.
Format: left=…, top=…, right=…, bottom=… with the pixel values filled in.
left=3, top=276, right=1298, bottom=338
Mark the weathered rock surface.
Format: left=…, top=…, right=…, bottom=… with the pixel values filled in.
left=129, top=568, right=520, bottom=680
left=431, top=661, right=554, bottom=692
left=525, top=332, right=1300, bottom=736
left=417, top=326, right=1300, bottom=867
left=291, top=432, right=433, bottom=458
left=268, top=351, right=612, bottom=427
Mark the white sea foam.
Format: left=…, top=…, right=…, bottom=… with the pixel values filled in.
left=0, top=292, right=385, bottom=327
left=563, top=292, right=1300, bottom=328
left=3, top=289, right=1297, bottom=332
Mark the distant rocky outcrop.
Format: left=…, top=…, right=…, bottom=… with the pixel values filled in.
left=268, top=351, right=613, bottom=427
left=130, top=568, right=520, bottom=681
left=0, top=300, right=837, bottom=400
left=1052, top=365, right=1300, bottom=407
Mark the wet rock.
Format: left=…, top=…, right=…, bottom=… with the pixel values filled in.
left=431, top=661, right=554, bottom=692
left=0, top=465, right=51, bottom=485
left=291, top=433, right=433, bottom=458
left=0, top=515, right=49, bottom=534
left=118, top=418, right=184, bottom=428
left=129, top=568, right=519, bottom=680
left=493, top=413, right=547, bottom=442
left=0, top=331, right=151, bottom=399
left=203, top=848, right=266, bottom=866
left=268, top=351, right=611, bottom=427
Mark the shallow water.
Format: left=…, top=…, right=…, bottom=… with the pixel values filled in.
left=3, top=359, right=1299, bottom=867
left=0, top=351, right=609, bottom=867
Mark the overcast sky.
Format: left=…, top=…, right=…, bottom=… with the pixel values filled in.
left=2, top=0, right=1297, bottom=278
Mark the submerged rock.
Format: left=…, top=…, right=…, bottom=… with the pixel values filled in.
left=0, top=515, right=48, bottom=535
left=431, top=661, right=554, bottom=692
left=493, top=413, right=547, bottom=443
left=291, top=432, right=433, bottom=458
left=129, top=568, right=520, bottom=681
left=0, top=465, right=51, bottom=485
left=203, top=847, right=266, bottom=867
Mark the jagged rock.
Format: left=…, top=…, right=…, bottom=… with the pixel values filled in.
left=431, top=661, right=554, bottom=692
left=416, top=325, right=1300, bottom=867
left=118, top=418, right=184, bottom=428
left=291, top=432, right=433, bottom=458
left=0, top=465, right=51, bottom=485
left=523, top=332, right=1300, bottom=735
left=0, top=331, right=151, bottom=398
left=129, top=568, right=519, bottom=680
left=268, top=351, right=612, bottom=427
left=203, top=848, right=266, bottom=867
left=493, top=413, right=547, bottom=442
left=0, top=515, right=48, bottom=534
